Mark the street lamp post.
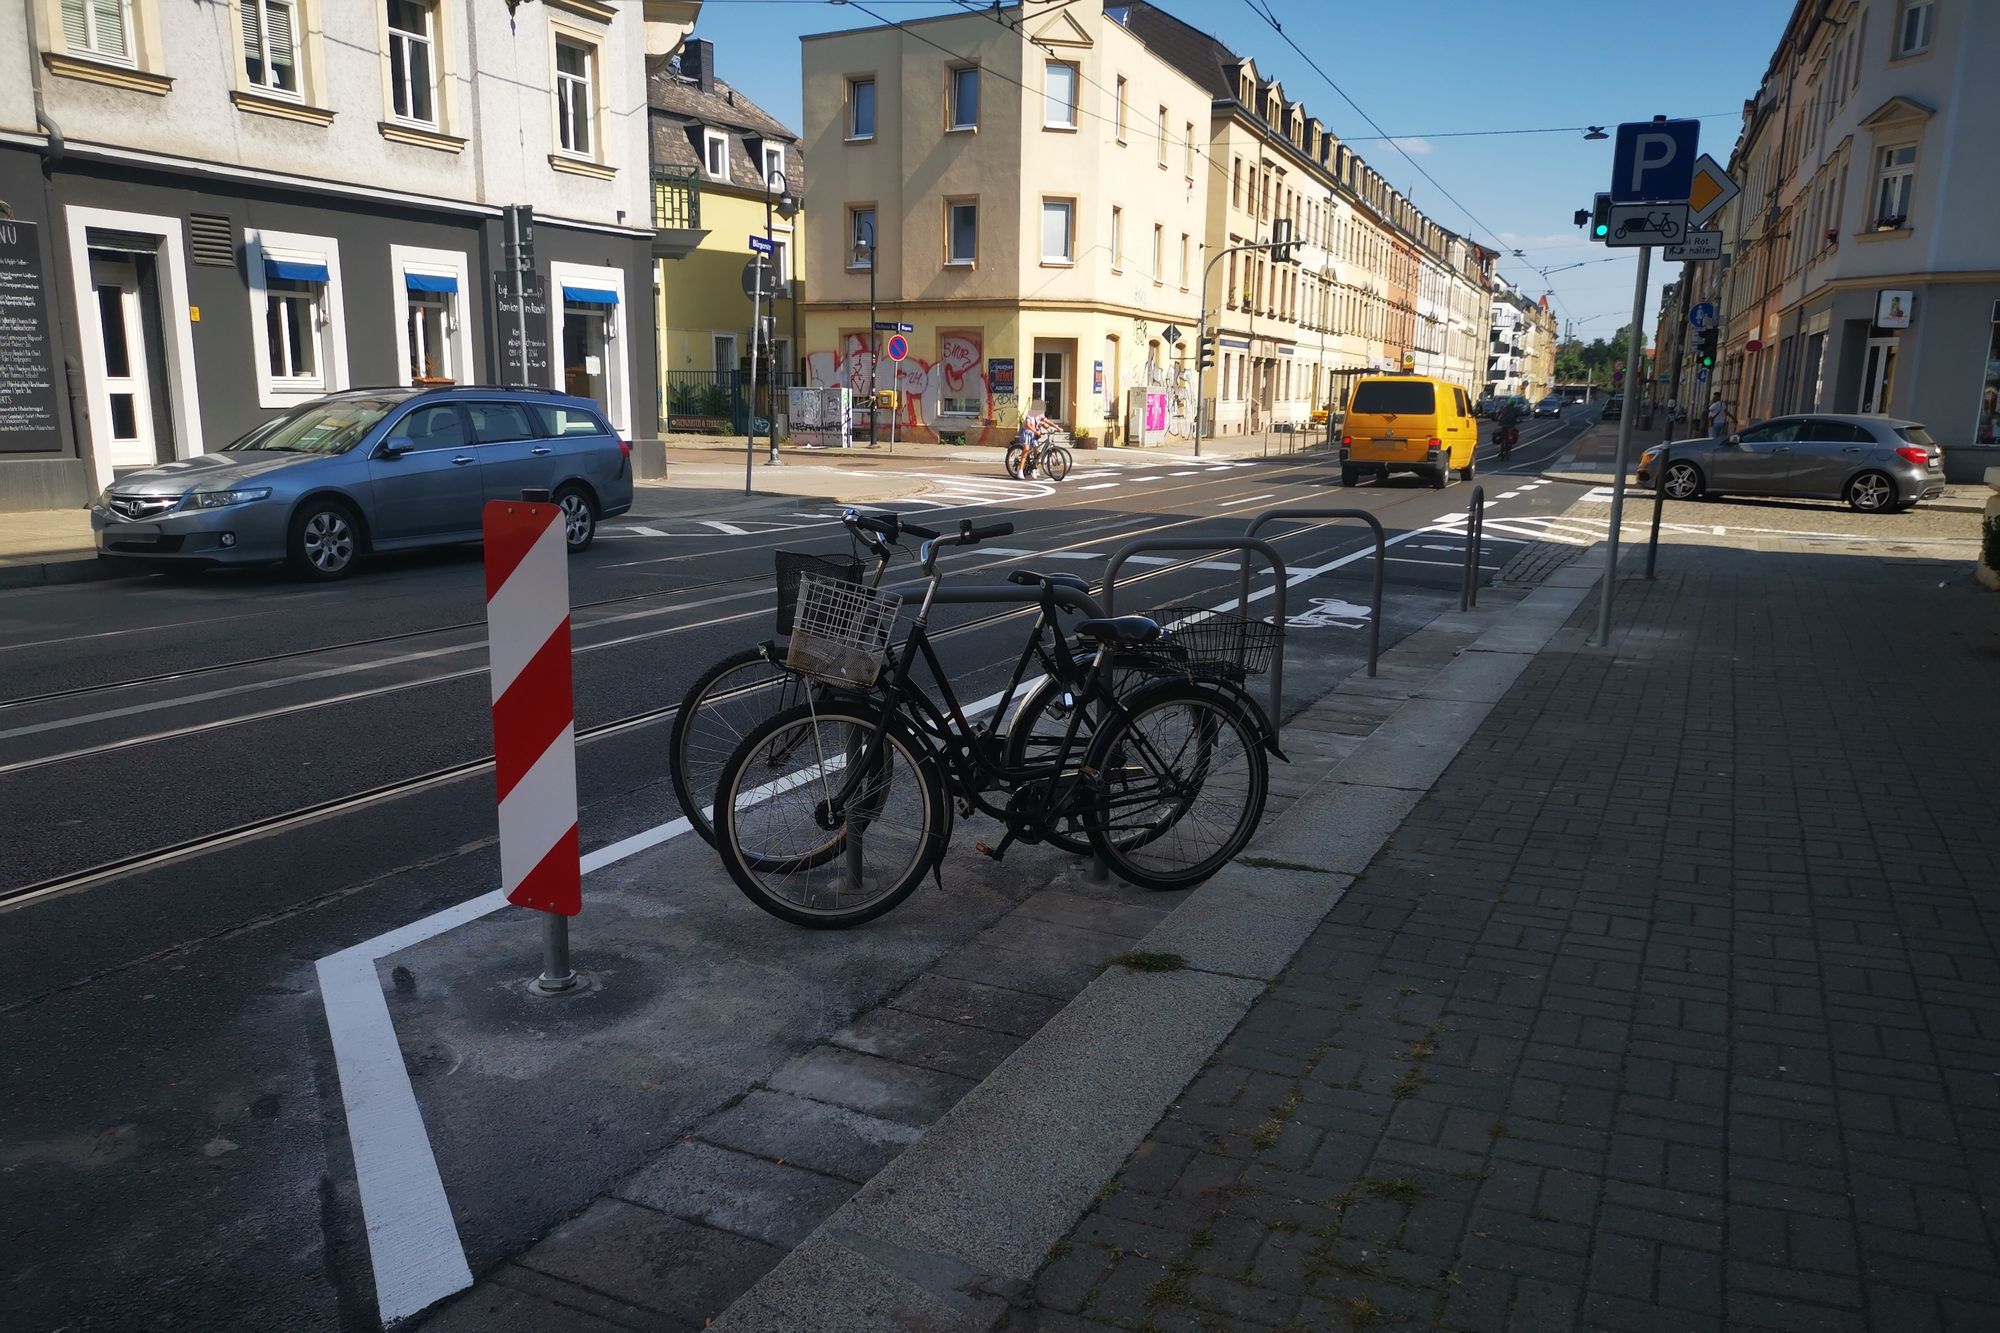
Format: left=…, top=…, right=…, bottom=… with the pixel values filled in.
left=852, top=227, right=878, bottom=449
left=764, top=172, right=798, bottom=466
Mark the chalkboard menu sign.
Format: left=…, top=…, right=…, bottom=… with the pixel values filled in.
left=0, top=219, right=63, bottom=454
left=494, top=272, right=550, bottom=384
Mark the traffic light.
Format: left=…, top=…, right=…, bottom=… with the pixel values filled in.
left=1695, top=328, right=1718, bottom=368
left=1590, top=193, right=1612, bottom=241
left=1270, top=217, right=1297, bottom=264
left=1196, top=334, right=1217, bottom=372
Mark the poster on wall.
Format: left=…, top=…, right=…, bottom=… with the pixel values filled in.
left=1875, top=289, right=1913, bottom=330
left=1093, top=360, right=1104, bottom=395
left=988, top=358, right=1015, bottom=396
left=0, top=219, right=64, bottom=454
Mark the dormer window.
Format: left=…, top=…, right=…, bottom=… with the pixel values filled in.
left=703, top=128, right=729, bottom=180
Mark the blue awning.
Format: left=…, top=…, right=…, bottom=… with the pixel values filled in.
left=265, top=257, right=329, bottom=283
left=562, top=285, right=619, bottom=306
left=404, top=271, right=458, bottom=294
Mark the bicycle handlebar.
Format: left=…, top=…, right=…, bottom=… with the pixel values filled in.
left=842, top=509, right=941, bottom=544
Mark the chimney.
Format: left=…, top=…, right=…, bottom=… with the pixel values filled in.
left=682, top=38, right=715, bottom=94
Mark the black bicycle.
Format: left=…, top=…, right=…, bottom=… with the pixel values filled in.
left=709, top=514, right=1278, bottom=927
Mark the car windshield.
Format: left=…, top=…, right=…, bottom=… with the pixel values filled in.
left=1895, top=425, right=1937, bottom=448
left=225, top=399, right=402, bottom=455
left=1351, top=381, right=1435, bottom=415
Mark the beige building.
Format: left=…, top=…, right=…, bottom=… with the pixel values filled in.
left=799, top=2, right=1210, bottom=446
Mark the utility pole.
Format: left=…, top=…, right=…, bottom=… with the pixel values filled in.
left=1594, top=244, right=1651, bottom=646
left=763, top=173, right=797, bottom=467
left=1192, top=227, right=1293, bottom=459
left=505, top=205, right=533, bottom=385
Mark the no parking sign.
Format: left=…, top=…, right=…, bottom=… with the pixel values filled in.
left=886, top=333, right=909, bottom=362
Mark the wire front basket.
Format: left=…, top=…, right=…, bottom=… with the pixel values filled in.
left=1147, top=607, right=1283, bottom=677
left=774, top=550, right=864, bottom=636
left=785, top=573, right=902, bottom=686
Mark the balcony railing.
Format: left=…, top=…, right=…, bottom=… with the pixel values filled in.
left=652, top=168, right=701, bottom=230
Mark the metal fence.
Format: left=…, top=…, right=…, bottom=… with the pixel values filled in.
left=662, top=368, right=804, bottom=434
left=652, top=169, right=700, bottom=230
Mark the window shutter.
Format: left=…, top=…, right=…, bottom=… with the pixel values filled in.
left=268, top=2, right=295, bottom=70
left=62, top=0, right=90, bottom=51
left=241, top=1, right=261, bottom=68
left=89, top=0, right=127, bottom=59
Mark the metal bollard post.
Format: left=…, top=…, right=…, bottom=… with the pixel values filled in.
left=536, top=912, right=577, bottom=993
left=1460, top=485, right=1485, bottom=612
left=1645, top=446, right=1669, bottom=580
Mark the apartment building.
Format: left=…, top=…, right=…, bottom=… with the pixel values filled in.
left=1118, top=2, right=1492, bottom=434
left=1485, top=282, right=1557, bottom=403
left=799, top=1, right=1210, bottom=446
left=0, top=0, right=694, bottom=509
left=1709, top=0, right=1998, bottom=480
left=649, top=38, right=805, bottom=429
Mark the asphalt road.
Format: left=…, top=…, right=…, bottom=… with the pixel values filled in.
left=0, top=410, right=1599, bottom=1331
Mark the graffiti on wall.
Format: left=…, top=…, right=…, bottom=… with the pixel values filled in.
left=807, top=329, right=1017, bottom=443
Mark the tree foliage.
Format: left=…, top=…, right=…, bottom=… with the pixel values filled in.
left=1555, top=324, right=1649, bottom=385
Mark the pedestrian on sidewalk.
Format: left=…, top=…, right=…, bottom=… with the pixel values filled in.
left=1707, top=392, right=1735, bottom=439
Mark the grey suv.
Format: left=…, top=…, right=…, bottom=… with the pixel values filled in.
left=91, top=386, right=633, bottom=578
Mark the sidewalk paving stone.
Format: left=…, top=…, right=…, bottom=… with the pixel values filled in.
left=1007, top=536, right=2000, bottom=1333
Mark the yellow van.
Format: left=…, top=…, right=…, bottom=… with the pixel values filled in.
left=1339, top=370, right=1479, bottom=489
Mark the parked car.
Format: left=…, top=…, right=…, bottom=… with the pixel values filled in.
left=1534, top=396, right=1563, bottom=417
left=1635, top=414, right=1945, bottom=513
left=1474, top=394, right=1499, bottom=418
left=1603, top=394, right=1624, bottom=420
left=91, top=386, right=633, bottom=579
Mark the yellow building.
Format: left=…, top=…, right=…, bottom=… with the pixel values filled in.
left=799, top=3, right=1210, bottom=446
left=649, top=39, right=805, bottom=429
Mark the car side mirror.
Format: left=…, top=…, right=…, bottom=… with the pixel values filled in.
left=378, top=438, right=415, bottom=459
left=1725, top=434, right=1742, bottom=446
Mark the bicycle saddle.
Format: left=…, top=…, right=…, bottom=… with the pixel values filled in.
left=1074, top=615, right=1162, bottom=646
left=1006, top=569, right=1091, bottom=594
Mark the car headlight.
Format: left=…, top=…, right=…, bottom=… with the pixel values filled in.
left=92, top=487, right=113, bottom=508
left=188, top=487, right=273, bottom=510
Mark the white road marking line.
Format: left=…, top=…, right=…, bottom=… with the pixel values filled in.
left=613, top=525, right=670, bottom=537
left=1388, top=556, right=1503, bottom=568
left=1128, top=476, right=1166, bottom=482
left=699, top=520, right=751, bottom=536
left=1218, top=493, right=1277, bottom=507
left=1080, top=482, right=1121, bottom=490
left=1169, top=470, right=1199, bottom=476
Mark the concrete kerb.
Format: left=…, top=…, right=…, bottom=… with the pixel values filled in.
left=710, top=546, right=1610, bottom=1333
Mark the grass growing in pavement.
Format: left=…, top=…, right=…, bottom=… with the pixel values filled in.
left=1103, top=950, right=1187, bottom=973
left=1237, top=855, right=1330, bottom=873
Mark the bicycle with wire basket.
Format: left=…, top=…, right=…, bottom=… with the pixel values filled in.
left=709, top=513, right=1285, bottom=928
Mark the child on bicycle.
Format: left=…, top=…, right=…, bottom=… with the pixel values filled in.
left=1018, top=399, right=1055, bottom=453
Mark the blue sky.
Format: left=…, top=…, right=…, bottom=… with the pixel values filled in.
left=688, top=0, right=1797, bottom=342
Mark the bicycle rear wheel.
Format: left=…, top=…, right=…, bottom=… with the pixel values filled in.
left=671, top=646, right=812, bottom=845
left=1083, top=681, right=1268, bottom=890
left=713, top=699, right=947, bottom=928
left=1002, top=659, right=1149, bottom=856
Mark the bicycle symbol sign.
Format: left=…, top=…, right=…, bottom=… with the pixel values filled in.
left=1604, top=202, right=1690, bottom=248
left=1286, top=596, right=1374, bottom=630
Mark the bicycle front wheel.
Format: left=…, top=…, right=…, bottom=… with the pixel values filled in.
left=1005, top=445, right=1028, bottom=480
left=1043, top=447, right=1073, bottom=482
left=1083, top=681, right=1268, bottom=890
left=671, top=646, right=812, bottom=846
left=713, top=699, right=947, bottom=928
left=1002, top=659, right=1150, bottom=857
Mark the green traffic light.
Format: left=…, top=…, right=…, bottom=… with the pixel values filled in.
left=1593, top=224, right=1610, bottom=238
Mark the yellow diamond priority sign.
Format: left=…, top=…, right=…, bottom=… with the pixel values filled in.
left=1686, top=153, right=1740, bottom=229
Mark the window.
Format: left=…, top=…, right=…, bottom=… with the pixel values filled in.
left=769, top=238, right=791, bottom=294
left=535, top=403, right=609, bottom=437
left=849, top=207, right=875, bottom=267
left=712, top=334, right=737, bottom=371
left=702, top=130, right=729, bottom=179
left=60, top=0, right=132, bottom=65
left=1185, top=122, right=1195, bottom=176
left=1114, top=75, right=1127, bottom=140
left=405, top=287, right=451, bottom=383
left=947, top=200, right=978, bottom=266
left=386, top=1, right=436, bottom=126
left=266, top=276, right=323, bottom=384
left=1109, top=206, right=1123, bottom=271
left=1179, top=232, right=1189, bottom=290
left=555, top=38, right=594, bottom=156
left=849, top=77, right=876, bottom=139
left=1044, top=62, right=1077, bottom=129
left=763, top=144, right=785, bottom=189
left=1875, top=144, right=1915, bottom=225
left=1157, top=106, right=1169, bottom=165
left=465, top=402, right=539, bottom=443
left=397, top=405, right=467, bottom=451
left=1895, top=0, right=1932, bottom=55
left=1042, top=199, right=1074, bottom=264
left=1151, top=224, right=1163, bottom=283
left=242, top=0, right=300, bottom=97
left=949, top=66, right=979, bottom=131
left=1232, top=157, right=1242, bottom=207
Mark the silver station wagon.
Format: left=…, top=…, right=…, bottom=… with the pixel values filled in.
left=1637, top=413, right=1945, bottom=513
left=91, top=386, right=633, bottom=578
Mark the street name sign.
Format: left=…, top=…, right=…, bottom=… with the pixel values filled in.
left=1611, top=118, right=1700, bottom=203
left=1665, top=231, right=1722, bottom=262
left=747, top=235, right=775, bottom=254
left=1604, top=202, right=1690, bottom=247
left=1684, top=154, right=1741, bottom=229
left=873, top=321, right=914, bottom=332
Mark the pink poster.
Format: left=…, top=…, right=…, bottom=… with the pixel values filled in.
left=1144, top=392, right=1167, bottom=433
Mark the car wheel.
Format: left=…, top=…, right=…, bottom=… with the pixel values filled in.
left=1662, top=461, right=1704, bottom=500
left=1340, top=465, right=1359, bottom=487
left=1459, top=455, right=1476, bottom=483
left=1431, top=462, right=1451, bottom=489
left=555, top=485, right=597, bottom=551
left=1845, top=470, right=1896, bottom=513
left=288, top=499, right=361, bottom=580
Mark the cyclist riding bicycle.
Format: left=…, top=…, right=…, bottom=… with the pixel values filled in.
left=1009, top=398, right=1067, bottom=480
left=1493, top=396, right=1522, bottom=459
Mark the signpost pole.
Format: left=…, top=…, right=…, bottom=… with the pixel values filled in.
left=1594, top=244, right=1651, bottom=647
left=745, top=251, right=762, bottom=496
left=506, top=206, right=531, bottom=386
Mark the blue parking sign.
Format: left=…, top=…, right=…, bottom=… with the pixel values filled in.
left=1611, top=119, right=1700, bottom=203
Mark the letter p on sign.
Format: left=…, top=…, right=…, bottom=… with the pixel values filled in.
left=1611, top=119, right=1700, bottom=204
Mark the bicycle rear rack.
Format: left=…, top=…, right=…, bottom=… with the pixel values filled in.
left=1101, top=536, right=1289, bottom=732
